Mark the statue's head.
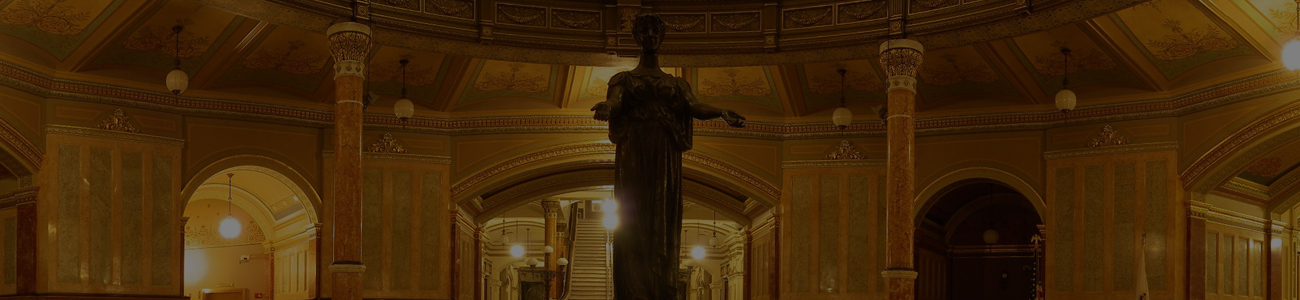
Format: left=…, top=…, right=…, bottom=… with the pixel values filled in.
left=632, top=14, right=666, bottom=53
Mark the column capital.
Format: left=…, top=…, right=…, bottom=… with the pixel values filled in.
left=879, top=39, right=924, bottom=93
left=327, top=22, right=372, bottom=79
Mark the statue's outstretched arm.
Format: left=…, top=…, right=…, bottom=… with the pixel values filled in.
left=683, top=80, right=745, bottom=127
left=592, top=84, right=624, bottom=122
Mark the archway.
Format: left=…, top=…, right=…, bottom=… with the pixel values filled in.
left=914, top=179, right=1044, bottom=300
left=181, top=162, right=320, bottom=300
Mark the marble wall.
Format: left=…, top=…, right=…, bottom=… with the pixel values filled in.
left=1045, top=149, right=1182, bottom=300
left=780, top=167, right=887, bottom=299
left=38, top=129, right=184, bottom=296
left=0, top=208, right=14, bottom=295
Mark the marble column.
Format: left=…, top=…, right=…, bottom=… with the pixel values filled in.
left=325, top=21, right=372, bottom=300
left=1187, top=200, right=1208, bottom=300
left=14, top=187, right=36, bottom=295
left=1266, top=220, right=1284, bottom=300
left=264, top=242, right=276, bottom=300
left=878, top=39, right=923, bottom=300
left=542, top=198, right=560, bottom=299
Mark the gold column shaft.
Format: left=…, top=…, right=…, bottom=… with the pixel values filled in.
left=326, top=21, right=372, bottom=300
left=879, top=39, right=923, bottom=300
left=542, top=199, right=560, bottom=299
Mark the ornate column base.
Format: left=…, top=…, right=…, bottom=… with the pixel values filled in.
left=882, top=270, right=918, bottom=300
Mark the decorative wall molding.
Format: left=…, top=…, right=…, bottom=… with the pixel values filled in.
left=782, top=159, right=885, bottom=169
left=825, top=140, right=865, bottom=160
left=1182, top=103, right=1300, bottom=190
left=366, top=133, right=407, bottom=153
left=323, top=150, right=451, bottom=164
left=44, top=124, right=185, bottom=147
left=0, top=116, right=41, bottom=171
left=1042, top=142, right=1178, bottom=160
left=0, top=186, right=37, bottom=209
left=97, top=109, right=140, bottom=133
left=1085, top=125, right=1128, bottom=148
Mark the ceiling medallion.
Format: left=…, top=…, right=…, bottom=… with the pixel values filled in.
left=1087, top=125, right=1128, bottom=148
left=98, top=109, right=140, bottom=133
left=826, top=140, right=865, bottom=160
left=367, top=133, right=408, bottom=154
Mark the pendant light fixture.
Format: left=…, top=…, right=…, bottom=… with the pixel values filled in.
left=708, top=211, right=719, bottom=247
left=497, top=216, right=510, bottom=245
left=1283, top=1, right=1300, bottom=70
left=218, top=173, right=241, bottom=239
left=690, top=221, right=706, bottom=260
left=166, top=25, right=189, bottom=95
left=510, top=218, right=524, bottom=258
left=831, top=68, right=853, bottom=130
left=1054, top=47, right=1077, bottom=113
left=393, top=59, right=415, bottom=122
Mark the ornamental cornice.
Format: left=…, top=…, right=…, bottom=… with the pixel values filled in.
left=45, top=125, right=185, bottom=147
left=1188, top=111, right=1300, bottom=193
left=1187, top=201, right=1210, bottom=220
left=0, top=116, right=41, bottom=171
left=322, top=150, right=451, bottom=164
left=782, top=159, right=886, bottom=169
left=0, top=186, right=37, bottom=209
left=1204, top=203, right=1271, bottom=233
left=1042, top=142, right=1178, bottom=160
left=1221, top=178, right=1269, bottom=200
left=4, top=60, right=1300, bottom=140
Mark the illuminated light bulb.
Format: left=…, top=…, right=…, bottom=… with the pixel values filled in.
left=832, top=107, right=852, bottom=129
left=394, top=98, right=414, bottom=120
left=1284, top=39, right=1300, bottom=70
left=510, top=244, right=525, bottom=258
left=605, top=199, right=618, bottom=212
left=1054, top=88, right=1076, bottom=113
left=218, top=216, right=241, bottom=239
left=602, top=213, right=619, bottom=230
left=167, top=69, right=189, bottom=95
left=691, top=245, right=706, bottom=260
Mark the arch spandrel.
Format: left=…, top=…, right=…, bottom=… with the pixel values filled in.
left=914, top=166, right=1048, bottom=225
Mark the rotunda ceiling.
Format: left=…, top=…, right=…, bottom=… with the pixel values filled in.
left=0, top=0, right=1291, bottom=123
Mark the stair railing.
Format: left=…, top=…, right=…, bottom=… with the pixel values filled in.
left=558, top=204, right=580, bottom=300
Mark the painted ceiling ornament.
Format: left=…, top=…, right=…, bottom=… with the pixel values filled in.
left=826, top=140, right=865, bottom=160
left=97, top=109, right=140, bottom=133
left=0, top=0, right=92, bottom=35
left=367, top=133, right=408, bottom=154
left=1087, top=125, right=1129, bottom=148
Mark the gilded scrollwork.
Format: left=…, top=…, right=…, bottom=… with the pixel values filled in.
left=880, top=46, right=924, bottom=78
left=366, top=133, right=407, bottom=154
left=497, top=5, right=546, bottom=27
left=98, top=109, right=139, bottom=133
left=326, top=30, right=372, bottom=62
left=826, top=140, right=865, bottom=160
left=428, top=0, right=474, bottom=19
left=712, top=12, right=760, bottom=32
left=619, top=7, right=639, bottom=32
left=662, top=14, right=706, bottom=32
left=552, top=10, right=600, bottom=30
left=784, top=6, right=833, bottom=29
left=1086, top=125, right=1129, bottom=148
left=838, top=1, right=887, bottom=22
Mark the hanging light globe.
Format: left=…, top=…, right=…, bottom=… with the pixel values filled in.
left=167, top=68, right=189, bottom=95
left=1284, top=39, right=1300, bottom=70
left=602, top=213, right=619, bottom=230
left=218, top=215, right=241, bottom=239
left=394, top=98, right=414, bottom=120
left=1054, top=88, right=1076, bottom=113
left=832, top=107, right=853, bottom=129
left=498, top=234, right=510, bottom=245
left=509, top=244, right=525, bottom=258
left=526, top=257, right=540, bottom=267
left=690, top=245, right=706, bottom=260
left=708, top=236, right=719, bottom=247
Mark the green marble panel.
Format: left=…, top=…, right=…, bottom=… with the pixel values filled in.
left=420, top=172, right=442, bottom=290
left=89, top=148, right=110, bottom=284
left=1225, top=236, right=1235, bottom=294
left=1236, top=237, right=1246, bottom=295
left=121, top=151, right=142, bottom=285
left=818, top=176, right=839, bottom=292
left=1113, top=163, right=1136, bottom=291
left=1144, top=161, right=1167, bottom=289
left=362, top=169, right=383, bottom=290
left=390, top=171, right=412, bottom=290
left=1052, top=167, right=1074, bottom=292
left=57, top=145, right=79, bottom=283
left=1251, top=240, right=1262, bottom=296
left=846, top=176, right=870, bottom=293
left=4, top=218, right=14, bottom=284
left=876, top=176, right=885, bottom=292
left=1083, top=165, right=1104, bottom=291
left=151, top=155, right=173, bottom=285
left=1206, top=233, right=1217, bottom=293
left=791, top=177, right=812, bottom=293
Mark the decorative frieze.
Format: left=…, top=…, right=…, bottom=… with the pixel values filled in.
left=426, top=0, right=474, bottom=19
left=366, top=133, right=408, bottom=154
left=711, top=12, right=760, bottom=32
left=497, top=4, right=547, bottom=27
left=552, top=9, right=601, bottom=31
left=1086, top=125, right=1129, bottom=148
left=825, top=140, right=865, bottom=160
left=662, top=14, right=706, bottom=32
left=1042, top=142, right=1178, bottom=160
left=45, top=125, right=185, bottom=147
left=97, top=109, right=139, bottom=133
left=783, top=6, right=834, bottom=29
left=838, top=1, right=887, bottom=23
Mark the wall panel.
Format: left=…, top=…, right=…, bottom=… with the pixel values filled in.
left=345, top=156, right=452, bottom=299
left=780, top=166, right=885, bottom=300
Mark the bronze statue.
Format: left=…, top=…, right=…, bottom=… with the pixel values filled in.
left=591, top=14, right=746, bottom=300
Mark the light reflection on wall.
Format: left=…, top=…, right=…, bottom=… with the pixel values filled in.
left=184, top=250, right=207, bottom=287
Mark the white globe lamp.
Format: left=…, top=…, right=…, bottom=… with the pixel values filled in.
left=1055, top=88, right=1076, bottom=113
left=167, top=69, right=188, bottom=95
left=1285, top=38, right=1300, bottom=70
left=509, top=244, right=525, bottom=258
left=690, top=245, right=706, bottom=260
left=218, top=216, right=241, bottom=239
left=832, top=107, right=853, bottom=129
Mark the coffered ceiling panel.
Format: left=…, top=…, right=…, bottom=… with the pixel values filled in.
left=0, top=0, right=120, bottom=60
left=1112, top=0, right=1262, bottom=79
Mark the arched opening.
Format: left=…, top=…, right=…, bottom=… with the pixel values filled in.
left=480, top=188, right=745, bottom=300
left=914, top=179, right=1044, bottom=300
left=181, top=166, right=319, bottom=300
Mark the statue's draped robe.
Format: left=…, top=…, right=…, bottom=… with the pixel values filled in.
left=607, top=71, right=693, bottom=300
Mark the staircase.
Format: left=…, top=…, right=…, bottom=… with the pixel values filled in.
left=566, top=218, right=612, bottom=300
